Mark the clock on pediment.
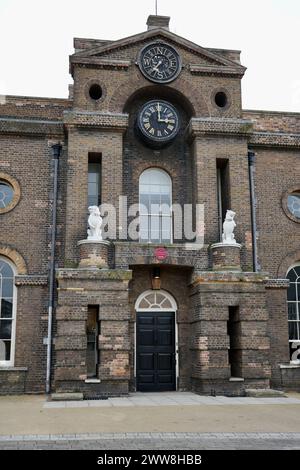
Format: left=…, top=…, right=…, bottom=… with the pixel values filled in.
left=138, top=42, right=182, bottom=84
left=136, top=99, right=180, bottom=148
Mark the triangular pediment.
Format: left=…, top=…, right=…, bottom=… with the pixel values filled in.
left=71, top=28, right=245, bottom=72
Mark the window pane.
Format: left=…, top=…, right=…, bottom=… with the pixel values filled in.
left=288, top=303, right=298, bottom=320
left=160, top=202, right=171, bottom=215
left=88, top=196, right=98, bottom=207
left=295, top=266, right=300, bottom=277
left=1, top=299, right=13, bottom=318
left=289, top=321, right=299, bottom=341
left=0, top=261, right=13, bottom=278
left=88, top=183, right=98, bottom=196
left=150, top=216, right=160, bottom=241
left=162, top=216, right=171, bottom=242
left=88, top=162, right=101, bottom=207
left=0, top=182, right=14, bottom=209
left=0, top=320, right=12, bottom=340
left=2, top=278, right=13, bottom=298
left=287, top=268, right=298, bottom=282
left=161, top=194, right=171, bottom=207
left=287, top=193, right=300, bottom=219
left=140, top=194, right=149, bottom=212
left=287, top=284, right=297, bottom=301
left=0, top=340, right=11, bottom=361
left=149, top=194, right=160, bottom=207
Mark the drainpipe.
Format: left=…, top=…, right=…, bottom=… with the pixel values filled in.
left=46, top=143, right=61, bottom=394
left=248, top=150, right=259, bottom=272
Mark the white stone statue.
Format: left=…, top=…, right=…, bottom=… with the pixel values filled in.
left=87, top=205, right=103, bottom=241
left=222, top=210, right=237, bottom=244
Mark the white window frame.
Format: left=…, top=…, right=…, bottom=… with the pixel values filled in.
left=0, top=257, right=17, bottom=367
left=139, top=168, right=173, bottom=244
left=286, top=263, right=300, bottom=364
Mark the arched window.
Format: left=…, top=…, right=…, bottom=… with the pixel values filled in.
left=287, top=264, right=300, bottom=362
left=139, top=168, right=172, bottom=243
left=0, top=257, right=17, bottom=366
left=135, top=289, right=178, bottom=311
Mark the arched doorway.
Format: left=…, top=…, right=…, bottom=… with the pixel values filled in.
left=135, top=290, right=178, bottom=392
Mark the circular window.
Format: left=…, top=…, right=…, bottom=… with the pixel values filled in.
left=0, top=181, right=14, bottom=209
left=287, top=192, right=300, bottom=219
left=0, top=173, right=20, bottom=214
left=215, top=91, right=228, bottom=108
left=89, top=84, right=102, bottom=101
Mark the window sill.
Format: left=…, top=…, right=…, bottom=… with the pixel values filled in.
left=85, top=378, right=101, bottom=384
left=229, top=377, right=244, bottom=382
left=0, top=367, right=28, bottom=371
left=280, top=363, right=300, bottom=369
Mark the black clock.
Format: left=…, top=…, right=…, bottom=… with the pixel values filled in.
left=137, top=100, right=180, bottom=147
left=138, top=42, right=181, bottom=83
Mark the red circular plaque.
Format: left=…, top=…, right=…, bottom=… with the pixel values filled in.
left=154, top=247, right=168, bottom=261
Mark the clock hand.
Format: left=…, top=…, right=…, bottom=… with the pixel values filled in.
left=157, top=102, right=161, bottom=121
left=157, top=118, right=170, bottom=123
left=152, top=60, right=163, bottom=72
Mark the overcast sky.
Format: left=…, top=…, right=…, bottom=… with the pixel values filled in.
left=0, top=0, right=299, bottom=112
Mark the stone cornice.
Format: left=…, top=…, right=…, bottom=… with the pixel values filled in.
left=264, top=279, right=290, bottom=289
left=70, top=56, right=131, bottom=74
left=249, top=132, right=300, bottom=148
left=15, top=275, right=48, bottom=286
left=56, top=268, right=132, bottom=281
left=187, top=117, right=254, bottom=140
left=191, top=271, right=269, bottom=286
left=0, top=117, right=64, bottom=137
left=63, top=111, right=129, bottom=132
left=189, top=64, right=245, bottom=78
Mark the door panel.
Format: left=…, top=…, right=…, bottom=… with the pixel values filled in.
left=136, top=312, right=176, bottom=392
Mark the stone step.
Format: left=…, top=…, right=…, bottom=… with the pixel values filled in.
left=51, top=393, right=83, bottom=401
left=245, top=389, right=287, bottom=398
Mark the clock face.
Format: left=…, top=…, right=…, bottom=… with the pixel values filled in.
left=137, top=100, right=180, bottom=146
left=138, top=42, right=181, bottom=83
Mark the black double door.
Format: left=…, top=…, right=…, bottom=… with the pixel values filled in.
left=136, top=312, right=176, bottom=392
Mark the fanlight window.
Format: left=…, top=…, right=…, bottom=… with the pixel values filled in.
left=135, top=290, right=177, bottom=311
left=139, top=168, right=172, bottom=243
left=287, top=264, right=300, bottom=362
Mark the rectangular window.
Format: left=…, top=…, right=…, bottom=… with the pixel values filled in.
left=88, top=153, right=101, bottom=207
left=227, top=306, right=242, bottom=378
left=216, top=159, right=230, bottom=241
left=86, top=306, right=100, bottom=379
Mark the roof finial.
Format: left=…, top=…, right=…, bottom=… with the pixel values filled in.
left=155, top=0, right=158, bottom=15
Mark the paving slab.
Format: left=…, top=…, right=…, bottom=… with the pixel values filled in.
left=0, top=392, right=299, bottom=436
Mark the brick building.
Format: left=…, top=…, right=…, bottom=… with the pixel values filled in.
left=0, top=15, right=299, bottom=397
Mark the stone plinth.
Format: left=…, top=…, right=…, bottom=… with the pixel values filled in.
left=77, top=239, right=110, bottom=269
left=211, top=243, right=242, bottom=271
